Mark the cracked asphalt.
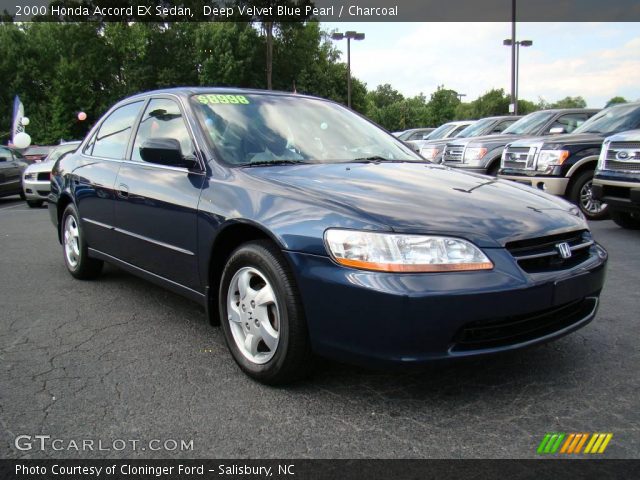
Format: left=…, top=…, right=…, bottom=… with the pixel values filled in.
left=1, top=195, right=638, bottom=459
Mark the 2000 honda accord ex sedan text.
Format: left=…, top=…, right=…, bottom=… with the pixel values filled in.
left=48, top=88, right=608, bottom=384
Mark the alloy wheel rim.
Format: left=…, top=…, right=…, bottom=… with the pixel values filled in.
left=227, top=267, right=280, bottom=364
left=580, top=180, right=605, bottom=215
left=63, top=215, right=80, bottom=268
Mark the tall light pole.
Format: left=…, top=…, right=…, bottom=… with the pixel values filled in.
left=331, top=30, right=365, bottom=109
left=503, top=38, right=533, bottom=115
left=510, top=0, right=516, bottom=115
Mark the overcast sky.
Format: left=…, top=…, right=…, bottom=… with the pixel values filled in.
left=323, top=22, right=640, bottom=108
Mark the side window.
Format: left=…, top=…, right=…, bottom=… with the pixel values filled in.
left=91, top=101, right=143, bottom=159
left=450, top=125, right=467, bottom=137
left=131, top=98, right=194, bottom=163
left=0, top=147, right=10, bottom=162
left=493, top=120, right=513, bottom=133
left=550, top=114, right=588, bottom=134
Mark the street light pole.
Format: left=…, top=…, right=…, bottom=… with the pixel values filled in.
left=330, top=30, right=365, bottom=109
left=347, top=35, right=352, bottom=109
left=504, top=37, right=532, bottom=116
left=511, top=0, right=517, bottom=114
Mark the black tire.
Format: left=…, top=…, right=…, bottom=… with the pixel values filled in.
left=610, top=210, right=640, bottom=230
left=568, top=170, right=609, bottom=220
left=61, top=203, right=103, bottom=280
left=486, top=159, right=501, bottom=177
left=26, top=200, right=43, bottom=208
left=219, top=240, right=313, bottom=385
left=19, top=189, right=26, bottom=200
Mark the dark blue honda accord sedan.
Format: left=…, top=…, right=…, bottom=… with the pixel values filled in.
left=48, top=88, right=607, bottom=384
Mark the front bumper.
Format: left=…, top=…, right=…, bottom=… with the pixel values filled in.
left=23, top=179, right=50, bottom=201
left=285, top=244, right=607, bottom=366
left=499, top=174, right=569, bottom=196
left=592, top=178, right=640, bottom=214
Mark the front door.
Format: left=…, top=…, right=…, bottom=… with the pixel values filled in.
left=113, top=97, right=204, bottom=291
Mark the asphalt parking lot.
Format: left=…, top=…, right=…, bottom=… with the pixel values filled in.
left=1, top=195, right=638, bottom=459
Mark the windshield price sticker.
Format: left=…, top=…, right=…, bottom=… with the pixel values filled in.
left=198, top=95, right=250, bottom=105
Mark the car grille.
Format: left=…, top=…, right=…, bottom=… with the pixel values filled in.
left=502, top=146, right=536, bottom=170
left=603, top=142, right=640, bottom=172
left=443, top=144, right=465, bottom=162
left=37, top=172, right=50, bottom=181
left=450, top=297, right=597, bottom=352
left=505, top=230, right=593, bottom=273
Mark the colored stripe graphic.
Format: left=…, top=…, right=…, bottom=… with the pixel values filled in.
left=538, top=433, right=565, bottom=454
left=538, top=433, right=613, bottom=454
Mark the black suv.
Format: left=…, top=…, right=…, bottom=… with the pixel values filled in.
left=500, top=102, right=640, bottom=220
left=442, top=109, right=598, bottom=176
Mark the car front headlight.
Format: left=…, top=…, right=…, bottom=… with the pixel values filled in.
left=420, top=147, right=440, bottom=161
left=24, top=172, right=37, bottom=181
left=463, top=147, right=487, bottom=163
left=596, top=141, right=609, bottom=172
left=324, top=229, right=493, bottom=273
left=536, top=150, right=570, bottom=171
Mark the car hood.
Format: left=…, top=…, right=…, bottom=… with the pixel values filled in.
left=25, top=160, right=55, bottom=174
left=242, top=162, right=587, bottom=247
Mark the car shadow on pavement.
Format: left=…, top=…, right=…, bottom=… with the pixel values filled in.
left=96, top=262, right=596, bottom=401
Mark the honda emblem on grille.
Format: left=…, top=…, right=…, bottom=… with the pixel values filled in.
left=557, top=242, right=572, bottom=259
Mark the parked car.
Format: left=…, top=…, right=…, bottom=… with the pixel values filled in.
left=21, top=145, right=54, bottom=164
left=23, top=141, right=81, bottom=208
left=396, top=128, right=435, bottom=142
left=592, top=130, right=640, bottom=229
left=419, top=115, right=521, bottom=163
left=49, top=88, right=607, bottom=384
left=0, top=146, right=28, bottom=199
left=500, top=102, right=640, bottom=220
left=442, top=109, right=599, bottom=175
left=408, top=120, right=473, bottom=153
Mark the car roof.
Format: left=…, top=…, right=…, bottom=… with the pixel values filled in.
left=122, top=87, right=318, bottom=103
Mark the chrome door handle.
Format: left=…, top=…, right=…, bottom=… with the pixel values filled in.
left=118, top=183, right=129, bottom=198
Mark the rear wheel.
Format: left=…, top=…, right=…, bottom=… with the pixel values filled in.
left=219, top=240, right=312, bottom=385
left=26, top=200, right=43, bottom=208
left=611, top=211, right=640, bottom=230
left=61, top=203, right=103, bottom=279
left=569, top=170, right=608, bottom=220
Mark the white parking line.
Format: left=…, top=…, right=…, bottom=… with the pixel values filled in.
left=0, top=203, right=26, bottom=211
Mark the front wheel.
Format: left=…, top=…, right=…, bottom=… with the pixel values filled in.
left=611, top=211, right=640, bottom=230
left=61, top=204, right=103, bottom=279
left=569, top=170, right=609, bottom=220
left=219, top=240, right=312, bottom=385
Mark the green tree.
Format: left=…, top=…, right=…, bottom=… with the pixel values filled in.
left=427, top=86, right=460, bottom=126
left=605, top=96, right=627, bottom=108
left=551, top=96, right=587, bottom=109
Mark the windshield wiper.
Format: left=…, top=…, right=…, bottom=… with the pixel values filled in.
left=351, top=156, right=417, bottom=163
left=243, top=159, right=307, bottom=167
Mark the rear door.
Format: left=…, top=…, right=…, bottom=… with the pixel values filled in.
left=74, top=100, right=145, bottom=253
left=112, top=96, right=205, bottom=290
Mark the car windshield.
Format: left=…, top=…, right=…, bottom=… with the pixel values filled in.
left=503, top=111, right=554, bottom=135
left=192, top=94, right=423, bottom=165
left=455, top=118, right=494, bottom=138
left=573, top=104, right=640, bottom=135
left=397, top=130, right=415, bottom=141
left=46, top=143, right=79, bottom=162
left=424, top=123, right=457, bottom=140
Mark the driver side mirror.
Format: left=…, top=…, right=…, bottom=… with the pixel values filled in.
left=139, top=138, right=197, bottom=168
left=549, top=127, right=566, bottom=134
